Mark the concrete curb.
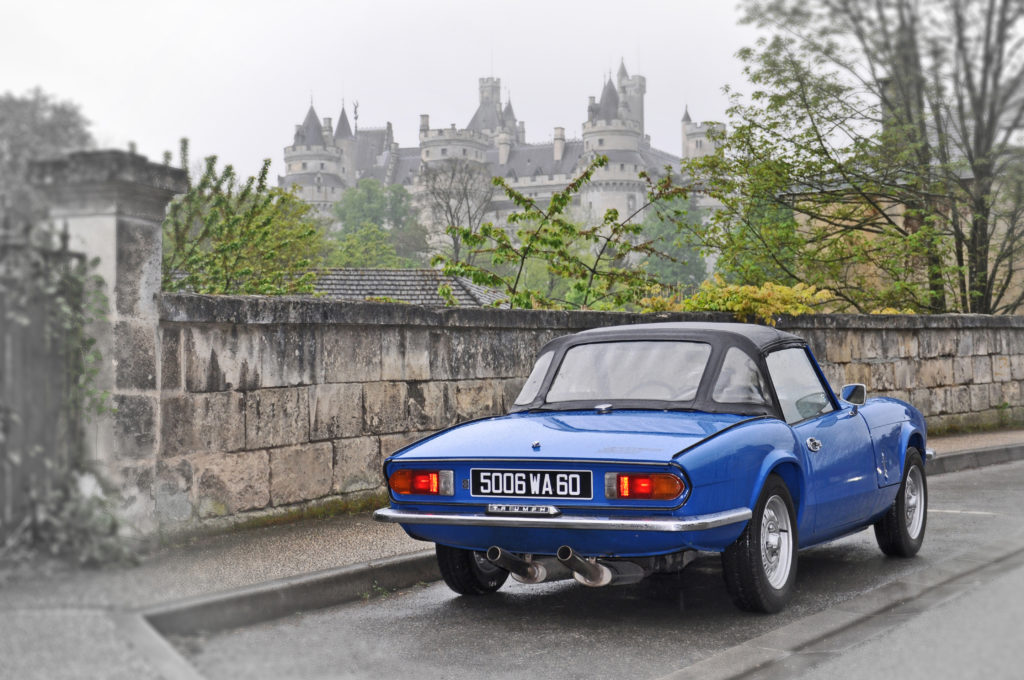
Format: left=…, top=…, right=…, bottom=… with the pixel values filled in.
left=142, top=550, right=438, bottom=637
left=928, top=443, right=1024, bottom=475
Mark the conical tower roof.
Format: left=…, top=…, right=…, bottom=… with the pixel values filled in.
left=503, top=100, right=516, bottom=123
left=617, top=58, right=629, bottom=82
left=682, top=106, right=692, bottom=123
left=295, top=105, right=326, bottom=147
left=597, top=78, right=620, bottom=121
left=335, top=106, right=353, bottom=140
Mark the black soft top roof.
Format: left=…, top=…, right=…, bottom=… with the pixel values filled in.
left=542, top=322, right=805, bottom=355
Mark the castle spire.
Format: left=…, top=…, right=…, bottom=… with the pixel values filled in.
left=617, top=58, right=629, bottom=82
left=682, top=105, right=692, bottom=123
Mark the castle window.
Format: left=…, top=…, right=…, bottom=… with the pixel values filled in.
left=598, top=138, right=604, bottom=146
left=696, top=139, right=703, bottom=149
left=462, top=148, right=467, bottom=156
left=620, top=163, right=624, bottom=171
left=628, top=195, right=637, bottom=212
left=425, top=150, right=430, bottom=157
left=442, top=148, right=448, bottom=156
left=320, top=162, right=325, bottom=169
left=302, top=162, right=307, bottom=170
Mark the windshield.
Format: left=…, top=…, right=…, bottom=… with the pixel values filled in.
left=545, top=341, right=712, bottom=404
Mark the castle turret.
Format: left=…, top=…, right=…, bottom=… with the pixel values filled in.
left=617, top=59, right=647, bottom=137
left=582, top=78, right=641, bottom=154
left=553, top=127, right=565, bottom=162
left=281, top=104, right=344, bottom=218
left=681, top=106, right=723, bottom=159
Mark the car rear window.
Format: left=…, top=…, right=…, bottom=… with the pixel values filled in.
left=545, top=341, right=712, bottom=403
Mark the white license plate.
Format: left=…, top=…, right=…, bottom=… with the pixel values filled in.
left=470, top=469, right=593, bottom=499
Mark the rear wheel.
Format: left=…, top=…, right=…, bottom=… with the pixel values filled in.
left=874, top=449, right=927, bottom=557
left=722, top=475, right=797, bottom=613
left=436, top=544, right=509, bottom=595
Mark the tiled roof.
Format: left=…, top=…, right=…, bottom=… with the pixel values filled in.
left=335, top=108, right=353, bottom=140
left=312, top=268, right=505, bottom=307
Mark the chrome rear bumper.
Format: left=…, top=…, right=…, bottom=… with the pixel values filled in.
left=372, top=507, right=752, bottom=532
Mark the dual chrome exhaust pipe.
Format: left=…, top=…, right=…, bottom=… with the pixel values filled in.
left=486, top=545, right=645, bottom=587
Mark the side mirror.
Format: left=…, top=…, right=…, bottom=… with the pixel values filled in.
left=841, top=383, right=866, bottom=406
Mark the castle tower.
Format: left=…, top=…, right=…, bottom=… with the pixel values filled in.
left=681, top=106, right=723, bottom=159
left=333, top=104, right=357, bottom=183
left=582, top=77, right=641, bottom=154
left=280, top=104, right=344, bottom=218
left=616, top=59, right=646, bottom=137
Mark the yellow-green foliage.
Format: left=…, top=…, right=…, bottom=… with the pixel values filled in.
left=642, top=276, right=833, bottom=326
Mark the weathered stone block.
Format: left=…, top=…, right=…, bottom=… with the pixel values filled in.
left=381, top=328, right=431, bottom=381
left=920, top=330, right=955, bottom=358
left=971, top=356, right=993, bottom=384
left=194, top=450, right=270, bottom=517
left=853, top=331, right=884, bottom=361
left=406, top=381, right=455, bottom=430
left=843, top=362, right=872, bottom=387
left=871, top=362, right=895, bottom=391
left=1001, top=381, right=1022, bottom=407
left=1011, top=355, right=1024, bottom=381
left=970, top=384, right=990, bottom=412
left=455, top=380, right=501, bottom=421
left=363, top=381, right=409, bottom=434
left=114, top=321, right=156, bottom=390
left=155, top=457, right=193, bottom=523
left=881, top=330, right=918, bottom=358
left=162, top=392, right=245, bottom=456
left=310, top=383, right=363, bottom=441
left=380, top=432, right=430, bottom=457
left=270, top=442, right=333, bottom=506
left=910, top=388, right=934, bottom=416
left=500, top=378, right=526, bottom=412
left=919, top=358, right=953, bottom=388
left=991, top=355, right=1012, bottom=383
left=990, top=383, right=1007, bottom=408
left=949, top=386, right=971, bottom=414
left=952, top=357, right=974, bottom=385
left=112, top=395, right=156, bottom=459
left=825, top=332, right=853, bottom=364
left=184, top=325, right=264, bottom=393
left=258, top=325, right=318, bottom=388
left=115, top=219, right=161, bottom=319
left=333, top=436, right=382, bottom=494
left=322, top=326, right=382, bottom=383
left=971, top=330, right=992, bottom=356
left=892, top=361, right=915, bottom=390
left=245, top=387, right=310, bottom=449
left=161, top=326, right=182, bottom=391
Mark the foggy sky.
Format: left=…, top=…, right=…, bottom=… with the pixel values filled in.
left=0, top=0, right=761, bottom=180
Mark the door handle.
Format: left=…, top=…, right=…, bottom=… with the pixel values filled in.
left=806, top=437, right=823, bottom=452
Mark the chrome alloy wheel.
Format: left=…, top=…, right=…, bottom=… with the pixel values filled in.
left=904, top=465, right=925, bottom=540
left=760, top=495, right=793, bottom=590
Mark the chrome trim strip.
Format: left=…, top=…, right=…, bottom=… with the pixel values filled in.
left=372, top=507, right=752, bottom=532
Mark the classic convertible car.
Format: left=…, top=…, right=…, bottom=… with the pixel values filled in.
left=373, top=322, right=931, bottom=612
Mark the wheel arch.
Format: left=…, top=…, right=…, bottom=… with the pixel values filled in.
left=901, top=426, right=926, bottom=471
left=752, top=451, right=805, bottom=526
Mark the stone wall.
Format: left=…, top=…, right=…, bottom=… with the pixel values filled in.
left=30, top=150, right=1024, bottom=535
left=152, top=295, right=1024, bottom=530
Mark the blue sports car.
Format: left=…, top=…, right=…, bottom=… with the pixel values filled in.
left=374, top=322, right=931, bottom=612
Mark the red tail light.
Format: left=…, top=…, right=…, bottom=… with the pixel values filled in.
left=389, top=469, right=454, bottom=496
left=606, top=472, right=684, bottom=500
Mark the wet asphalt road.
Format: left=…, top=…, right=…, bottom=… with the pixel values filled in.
left=182, top=460, right=1024, bottom=680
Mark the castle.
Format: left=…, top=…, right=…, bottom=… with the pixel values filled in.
left=279, top=61, right=720, bottom=230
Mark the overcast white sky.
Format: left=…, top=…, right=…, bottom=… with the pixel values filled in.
left=1, top=0, right=761, bottom=180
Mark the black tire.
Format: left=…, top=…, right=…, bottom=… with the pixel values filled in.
left=722, top=474, right=798, bottom=613
left=874, top=448, right=927, bottom=557
left=436, top=544, right=509, bottom=595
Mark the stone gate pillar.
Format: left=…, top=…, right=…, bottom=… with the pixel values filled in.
left=31, top=150, right=187, bottom=531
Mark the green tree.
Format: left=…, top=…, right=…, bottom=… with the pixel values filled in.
left=434, top=156, right=677, bottom=310
left=327, top=223, right=412, bottom=269
left=332, top=178, right=428, bottom=262
left=684, top=0, right=1024, bottom=314
left=162, top=140, right=328, bottom=295
left=640, top=195, right=709, bottom=292
left=0, top=88, right=93, bottom=224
